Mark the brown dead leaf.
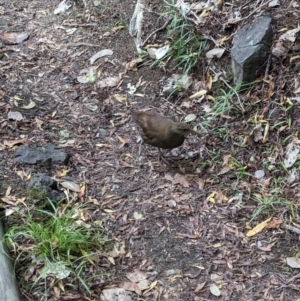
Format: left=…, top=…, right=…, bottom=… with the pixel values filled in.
left=1, top=196, right=26, bottom=206
left=78, top=185, right=85, bottom=199
left=113, top=94, right=127, bottom=104
left=265, top=217, right=282, bottom=229
left=172, top=174, right=190, bottom=187
left=126, top=270, right=146, bottom=282
left=158, top=226, right=165, bottom=235
left=4, top=138, right=27, bottom=148
left=5, top=186, right=11, bottom=197
left=139, top=260, right=147, bottom=269
left=198, top=179, right=205, bottom=190
left=100, top=288, right=132, bottom=301
left=52, top=286, right=61, bottom=298
left=16, top=170, right=26, bottom=180
left=120, top=281, right=142, bottom=295
left=194, top=281, right=206, bottom=293
left=124, top=57, right=143, bottom=73
left=35, top=117, right=43, bottom=130
left=164, top=173, right=173, bottom=182
left=0, top=32, right=30, bottom=44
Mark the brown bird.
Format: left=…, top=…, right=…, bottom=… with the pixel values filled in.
left=132, top=110, right=201, bottom=162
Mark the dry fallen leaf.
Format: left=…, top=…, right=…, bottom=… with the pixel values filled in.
left=22, top=101, right=36, bottom=109
left=4, top=138, right=27, bottom=148
left=0, top=32, right=30, bottom=44
left=209, top=283, right=221, bottom=296
left=206, top=48, right=225, bottom=59
left=172, top=174, right=190, bottom=188
left=143, top=280, right=157, bottom=295
left=60, top=181, right=81, bottom=192
left=35, top=117, right=43, bottom=130
left=100, top=288, right=132, bottom=301
left=98, top=76, right=120, bottom=88
left=194, top=281, right=206, bottom=293
left=184, top=113, right=197, bottom=122
left=206, top=72, right=212, bottom=90
left=147, top=45, right=170, bottom=59
left=198, top=179, right=205, bottom=190
left=287, top=257, right=300, bottom=268
left=284, top=138, right=300, bottom=168
left=265, top=217, right=282, bottom=229
left=54, top=0, right=71, bottom=14
left=246, top=217, right=272, bottom=237
left=189, top=90, right=207, bottom=99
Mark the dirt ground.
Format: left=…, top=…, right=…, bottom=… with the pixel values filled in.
left=1, top=0, right=300, bottom=300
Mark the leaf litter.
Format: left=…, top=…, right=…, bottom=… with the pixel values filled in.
left=0, top=0, right=300, bottom=300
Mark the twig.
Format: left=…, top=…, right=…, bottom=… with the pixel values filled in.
left=287, top=0, right=295, bottom=9
left=283, top=224, right=300, bottom=235
left=264, top=51, right=272, bottom=80
left=66, top=42, right=102, bottom=47
left=287, top=272, right=300, bottom=284
left=141, top=18, right=171, bottom=47
left=62, top=23, right=98, bottom=27
left=240, top=0, right=274, bottom=22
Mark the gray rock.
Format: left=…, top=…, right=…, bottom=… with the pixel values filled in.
left=28, top=173, right=65, bottom=202
left=14, top=143, right=70, bottom=165
left=231, top=15, right=275, bottom=84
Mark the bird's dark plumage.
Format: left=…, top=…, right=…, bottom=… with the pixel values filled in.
left=132, top=110, right=201, bottom=161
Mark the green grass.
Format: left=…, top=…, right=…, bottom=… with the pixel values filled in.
left=151, top=0, right=206, bottom=75
left=4, top=198, right=107, bottom=294
left=198, top=82, right=251, bottom=134
left=250, top=192, right=297, bottom=222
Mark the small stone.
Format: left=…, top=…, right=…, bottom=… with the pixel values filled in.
left=269, top=0, right=280, bottom=7
left=98, top=128, right=109, bottom=138
left=254, top=170, right=265, bottom=179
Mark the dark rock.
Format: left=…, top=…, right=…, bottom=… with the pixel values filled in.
left=14, top=143, right=70, bottom=165
left=231, top=15, right=276, bottom=84
left=28, top=173, right=65, bottom=202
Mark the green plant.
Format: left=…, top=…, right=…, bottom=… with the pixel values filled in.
left=199, top=149, right=222, bottom=170
left=230, top=157, right=251, bottom=183
left=250, top=194, right=296, bottom=222
left=200, top=83, right=250, bottom=132
left=153, top=0, right=206, bottom=74
left=4, top=199, right=107, bottom=294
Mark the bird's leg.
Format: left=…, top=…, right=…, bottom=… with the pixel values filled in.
left=158, top=148, right=172, bottom=165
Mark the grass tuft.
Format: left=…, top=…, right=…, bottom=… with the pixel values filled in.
left=4, top=198, right=107, bottom=295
